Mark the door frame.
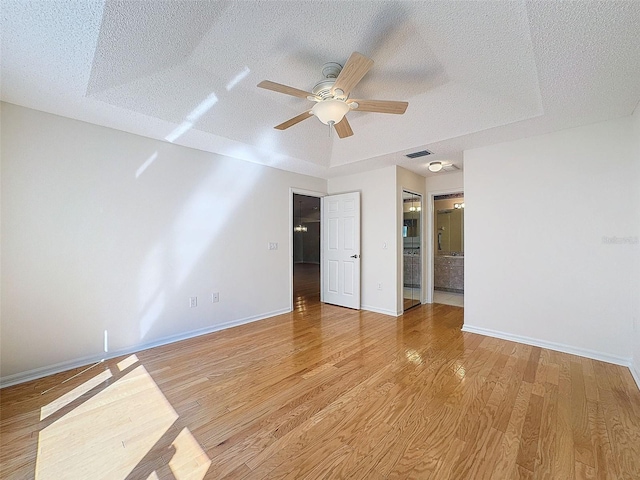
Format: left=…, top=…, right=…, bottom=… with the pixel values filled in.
left=401, top=189, right=424, bottom=310
left=426, top=187, right=464, bottom=304
left=289, top=188, right=325, bottom=312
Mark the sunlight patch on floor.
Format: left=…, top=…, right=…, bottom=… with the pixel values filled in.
left=169, top=427, right=212, bottom=479
left=40, top=369, right=112, bottom=421
left=117, top=353, right=139, bottom=371
left=36, top=365, right=184, bottom=479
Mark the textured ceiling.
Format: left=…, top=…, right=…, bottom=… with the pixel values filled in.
left=2, top=1, right=640, bottom=179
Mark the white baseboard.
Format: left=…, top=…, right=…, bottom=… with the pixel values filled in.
left=0, top=308, right=290, bottom=389
left=361, top=304, right=400, bottom=317
left=630, top=362, right=640, bottom=391
left=461, top=324, right=632, bottom=367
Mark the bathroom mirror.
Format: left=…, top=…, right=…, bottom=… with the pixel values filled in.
left=436, top=208, right=464, bottom=254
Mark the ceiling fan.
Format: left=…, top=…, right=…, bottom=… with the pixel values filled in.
left=257, top=52, right=408, bottom=139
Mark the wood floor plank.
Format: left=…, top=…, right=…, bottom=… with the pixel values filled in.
left=593, top=362, right=640, bottom=480
left=1, top=264, right=639, bottom=479
left=486, top=381, right=533, bottom=478
left=586, top=399, right=618, bottom=480
left=517, top=393, right=544, bottom=472
left=533, top=382, right=558, bottom=480
left=572, top=361, right=596, bottom=467
left=556, top=356, right=577, bottom=478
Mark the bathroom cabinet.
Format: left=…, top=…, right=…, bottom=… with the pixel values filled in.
left=434, top=255, right=464, bottom=292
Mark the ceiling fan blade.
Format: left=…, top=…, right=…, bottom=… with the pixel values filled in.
left=274, top=111, right=313, bottom=130
left=258, top=80, right=313, bottom=99
left=349, top=99, right=408, bottom=114
left=332, top=52, right=374, bottom=96
left=334, top=117, right=354, bottom=139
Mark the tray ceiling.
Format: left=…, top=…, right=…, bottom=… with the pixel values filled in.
left=2, top=1, right=639, bottom=178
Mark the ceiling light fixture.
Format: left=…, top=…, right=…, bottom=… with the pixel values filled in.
left=428, top=161, right=443, bottom=172
left=294, top=200, right=307, bottom=233
left=311, top=99, right=350, bottom=126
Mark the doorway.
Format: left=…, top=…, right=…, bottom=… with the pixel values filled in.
left=432, top=193, right=464, bottom=307
left=292, top=193, right=321, bottom=310
left=402, top=191, right=422, bottom=311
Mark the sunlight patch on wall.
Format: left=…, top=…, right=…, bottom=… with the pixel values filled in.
left=139, top=292, right=166, bottom=340
left=165, top=93, right=218, bottom=143
left=172, top=161, right=262, bottom=287
left=138, top=242, right=166, bottom=339
left=221, top=130, right=292, bottom=169
left=136, top=152, right=158, bottom=179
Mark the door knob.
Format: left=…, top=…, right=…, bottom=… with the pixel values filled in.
left=350, top=254, right=360, bottom=258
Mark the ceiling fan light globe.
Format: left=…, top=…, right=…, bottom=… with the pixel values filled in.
left=428, top=161, right=443, bottom=172
left=312, top=99, right=350, bottom=125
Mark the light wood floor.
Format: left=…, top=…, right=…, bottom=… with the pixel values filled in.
left=1, top=269, right=639, bottom=479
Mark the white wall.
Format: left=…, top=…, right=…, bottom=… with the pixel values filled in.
left=632, top=106, right=640, bottom=386
left=1, top=102, right=326, bottom=384
left=396, top=166, right=427, bottom=313
left=328, top=166, right=398, bottom=316
left=464, top=116, right=638, bottom=365
left=426, top=171, right=464, bottom=194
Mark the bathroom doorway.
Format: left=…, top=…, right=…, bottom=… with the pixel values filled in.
left=402, top=191, right=422, bottom=311
left=433, top=193, right=464, bottom=307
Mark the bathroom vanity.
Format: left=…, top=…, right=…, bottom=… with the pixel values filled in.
left=434, top=255, right=464, bottom=292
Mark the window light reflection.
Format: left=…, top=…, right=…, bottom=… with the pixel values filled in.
left=226, top=66, right=250, bottom=91
left=405, top=349, right=423, bottom=365
left=165, top=92, right=219, bottom=143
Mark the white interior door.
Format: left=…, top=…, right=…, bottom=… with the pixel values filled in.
left=322, top=192, right=361, bottom=309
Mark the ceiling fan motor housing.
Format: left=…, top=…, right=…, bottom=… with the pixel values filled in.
left=321, top=62, right=342, bottom=79
left=312, top=79, right=337, bottom=99
left=312, top=62, right=346, bottom=100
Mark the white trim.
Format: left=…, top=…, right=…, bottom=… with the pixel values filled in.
left=631, top=362, right=640, bottom=391
left=461, top=324, right=632, bottom=367
left=425, top=187, right=464, bottom=304
left=400, top=188, right=424, bottom=312
left=289, top=188, right=325, bottom=312
left=0, top=308, right=290, bottom=389
left=361, top=304, right=400, bottom=317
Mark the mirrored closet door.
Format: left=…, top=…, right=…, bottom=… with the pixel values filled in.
left=402, top=191, right=422, bottom=311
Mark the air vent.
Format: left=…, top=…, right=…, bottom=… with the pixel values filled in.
left=405, top=150, right=433, bottom=159
left=443, top=164, right=459, bottom=171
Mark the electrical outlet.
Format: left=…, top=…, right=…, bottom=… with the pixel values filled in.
left=268, top=242, right=278, bottom=250
left=189, top=296, right=197, bottom=308
left=377, top=282, right=382, bottom=290
left=211, top=292, right=219, bottom=303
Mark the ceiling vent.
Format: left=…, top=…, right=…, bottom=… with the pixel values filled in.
left=405, top=150, right=433, bottom=159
